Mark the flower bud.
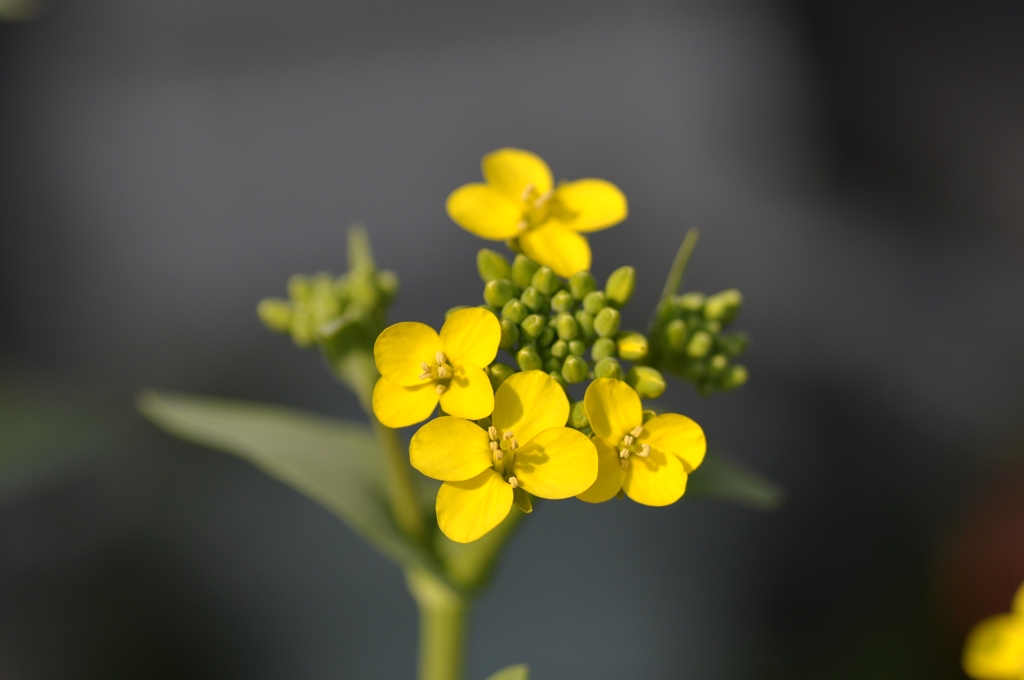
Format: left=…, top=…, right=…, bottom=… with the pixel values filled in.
left=516, top=346, right=543, bottom=371
left=718, top=332, right=749, bottom=357
left=519, top=314, right=545, bottom=340
left=287, top=274, right=311, bottom=301
left=582, top=291, right=606, bottom=314
left=682, top=360, right=707, bottom=381
left=544, top=356, right=564, bottom=373
left=569, top=271, right=597, bottom=300
left=561, top=355, right=589, bottom=384
left=704, top=289, right=742, bottom=323
left=592, top=337, right=617, bottom=361
left=487, top=362, right=516, bottom=390
left=719, top=364, right=748, bottom=391
left=627, top=366, right=666, bottom=399
left=568, top=339, right=587, bottom=357
left=484, top=279, right=517, bottom=308
left=550, top=290, right=574, bottom=313
left=537, top=326, right=556, bottom=348
left=665, top=319, right=687, bottom=351
left=604, top=266, right=636, bottom=308
left=570, top=400, right=590, bottom=429
left=520, top=286, right=544, bottom=312
left=445, top=305, right=469, bottom=320
left=511, top=254, right=541, bottom=289
left=548, top=370, right=569, bottom=391
left=477, top=249, right=511, bottom=282
left=531, top=266, right=560, bottom=295
left=594, top=307, right=621, bottom=338
left=257, top=298, right=293, bottom=334
left=550, top=339, right=569, bottom=359
left=704, top=320, right=722, bottom=335
left=501, top=299, right=527, bottom=324
left=594, top=357, right=623, bottom=380
left=556, top=313, right=579, bottom=341
left=376, top=270, right=399, bottom=304
left=499, top=319, right=520, bottom=349
left=686, top=331, right=713, bottom=358
left=574, top=310, right=595, bottom=339
left=616, top=333, right=649, bottom=361
left=676, top=292, right=705, bottom=313
left=708, top=353, right=728, bottom=377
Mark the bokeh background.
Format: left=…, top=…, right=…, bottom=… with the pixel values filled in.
left=2, top=1, right=1023, bottom=678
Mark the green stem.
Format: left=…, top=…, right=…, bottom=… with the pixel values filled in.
left=407, top=568, right=469, bottom=680
left=660, top=228, right=700, bottom=301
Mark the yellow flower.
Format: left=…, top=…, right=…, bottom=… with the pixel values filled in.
left=577, top=378, right=705, bottom=506
left=446, top=148, right=628, bottom=278
left=410, top=371, right=598, bottom=543
left=372, top=307, right=500, bottom=428
left=963, top=582, right=1024, bottom=679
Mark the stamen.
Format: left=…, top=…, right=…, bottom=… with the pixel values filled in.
left=508, top=476, right=519, bottom=488
left=533, top=189, right=553, bottom=209
left=503, top=431, right=514, bottom=440
left=630, top=425, right=643, bottom=438
left=489, top=441, right=498, bottom=452
left=516, top=219, right=529, bottom=232
left=488, top=426, right=499, bottom=440
left=619, top=449, right=629, bottom=459
left=435, top=351, right=446, bottom=366
left=435, top=384, right=447, bottom=395
left=420, top=362, right=432, bottom=380
left=638, top=444, right=651, bottom=457
left=620, top=459, right=629, bottom=469
left=520, top=184, right=534, bottom=202
left=436, top=365, right=450, bottom=379
left=622, top=434, right=634, bottom=446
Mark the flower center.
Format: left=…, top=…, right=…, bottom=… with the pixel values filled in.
left=618, top=425, right=650, bottom=468
left=419, top=350, right=454, bottom=395
left=488, top=425, right=520, bottom=486
left=516, top=183, right=573, bottom=233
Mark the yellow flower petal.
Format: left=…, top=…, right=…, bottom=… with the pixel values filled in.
left=492, top=370, right=570, bottom=445
left=962, top=614, right=1024, bottom=680
left=439, top=307, right=501, bottom=368
left=584, top=378, right=641, bottom=446
left=436, top=469, right=513, bottom=543
left=554, top=178, right=628, bottom=233
left=374, top=321, right=441, bottom=386
left=409, top=416, right=492, bottom=482
left=641, top=413, right=707, bottom=473
left=482, top=148, right=553, bottom=199
left=446, top=183, right=523, bottom=240
left=577, top=438, right=626, bottom=504
left=519, top=222, right=591, bottom=278
left=623, top=448, right=688, bottom=507
left=371, top=377, right=439, bottom=429
left=513, top=427, right=596, bottom=499
left=439, top=366, right=495, bottom=420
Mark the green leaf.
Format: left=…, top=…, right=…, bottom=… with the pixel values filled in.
left=485, top=664, right=529, bottom=680
left=137, top=390, right=441, bottom=576
left=686, top=450, right=784, bottom=510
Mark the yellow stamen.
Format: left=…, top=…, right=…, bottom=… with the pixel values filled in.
left=508, top=476, right=519, bottom=488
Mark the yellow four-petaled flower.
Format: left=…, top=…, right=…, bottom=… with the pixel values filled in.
left=963, top=581, right=1024, bottom=679
left=410, top=371, right=598, bottom=543
left=372, top=308, right=500, bottom=428
left=577, top=378, right=705, bottom=506
left=446, top=148, right=628, bottom=277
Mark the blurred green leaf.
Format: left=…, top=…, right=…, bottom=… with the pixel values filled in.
left=485, top=664, right=529, bottom=680
left=438, top=506, right=524, bottom=593
left=137, top=391, right=442, bottom=577
left=686, top=450, right=784, bottom=510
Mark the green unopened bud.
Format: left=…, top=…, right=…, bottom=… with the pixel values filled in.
left=549, top=371, right=569, bottom=391
left=574, top=310, right=595, bottom=339
left=257, top=298, right=293, bottom=334
left=568, top=339, right=587, bottom=357
left=686, top=331, right=713, bottom=358
left=708, top=353, right=728, bottom=377
left=511, top=254, right=541, bottom=289
left=520, top=286, right=544, bottom=312
left=544, top=356, right=564, bottom=373
left=594, top=307, right=621, bottom=338
left=537, top=327, right=556, bottom=348
left=677, top=292, right=705, bottom=313
left=550, top=290, right=574, bottom=313
left=719, top=364, right=748, bottom=391
left=698, top=381, right=716, bottom=397
left=516, top=346, right=543, bottom=371
left=550, top=339, right=569, bottom=359
left=376, top=270, right=399, bottom=304
left=556, top=313, right=578, bottom=341
left=594, top=357, right=623, bottom=380
left=561, top=355, right=588, bottom=384
left=502, top=299, right=527, bottom=324
left=484, top=279, right=516, bottom=308
left=616, top=333, right=649, bottom=361
left=289, top=306, right=315, bottom=347
left=592, top=337, right=617, bottom=361
left=604, top=266, right=636, bottom=307
left=627, top=366, right=666, bottom=399
left=569, top=271, right=597, bottom=300
left=477, top=249, right=511, bottom=282
left=487, top=363, right=516, bottom=390
left=704, top=320, right=722, bottom=335
left=718, top=333, right=749, bottom=357
left=287, top=274, right=311, bottom=301
left=531, top=266, right=559, bottom=295
left=665, top=319, right=687, bottom=351
left=704, top=289, right=743, bottom=323
left=570, top=400, right=590, bottom=429
left=582, top=290, right=606, bottom=314
left=445, top=305, right=469, bottom=320
left=499, top=319, right=520, bottom=350
left=520, top=314, right=545, bottom=340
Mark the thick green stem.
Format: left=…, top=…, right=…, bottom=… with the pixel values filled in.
left=407, top=568, right=468, bottom=680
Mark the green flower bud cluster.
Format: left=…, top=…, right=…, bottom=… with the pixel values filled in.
left=648, top=288, right=748, bottom=395
left=258, top=228, right=397, bottom=360
left=469, top=250, right=669, bottom=433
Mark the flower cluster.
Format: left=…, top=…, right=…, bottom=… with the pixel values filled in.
left=370, top=149, right=715, bottom=543
left=963, top=581, right=1024, bottom=679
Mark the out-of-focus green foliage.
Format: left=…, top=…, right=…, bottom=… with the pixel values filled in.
left=484, top=664, right=529, bottom=680
left=686, top=450, right=784, bottom=510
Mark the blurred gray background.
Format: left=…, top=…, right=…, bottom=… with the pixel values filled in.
left=1, top=0, right=1023, bottom=678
